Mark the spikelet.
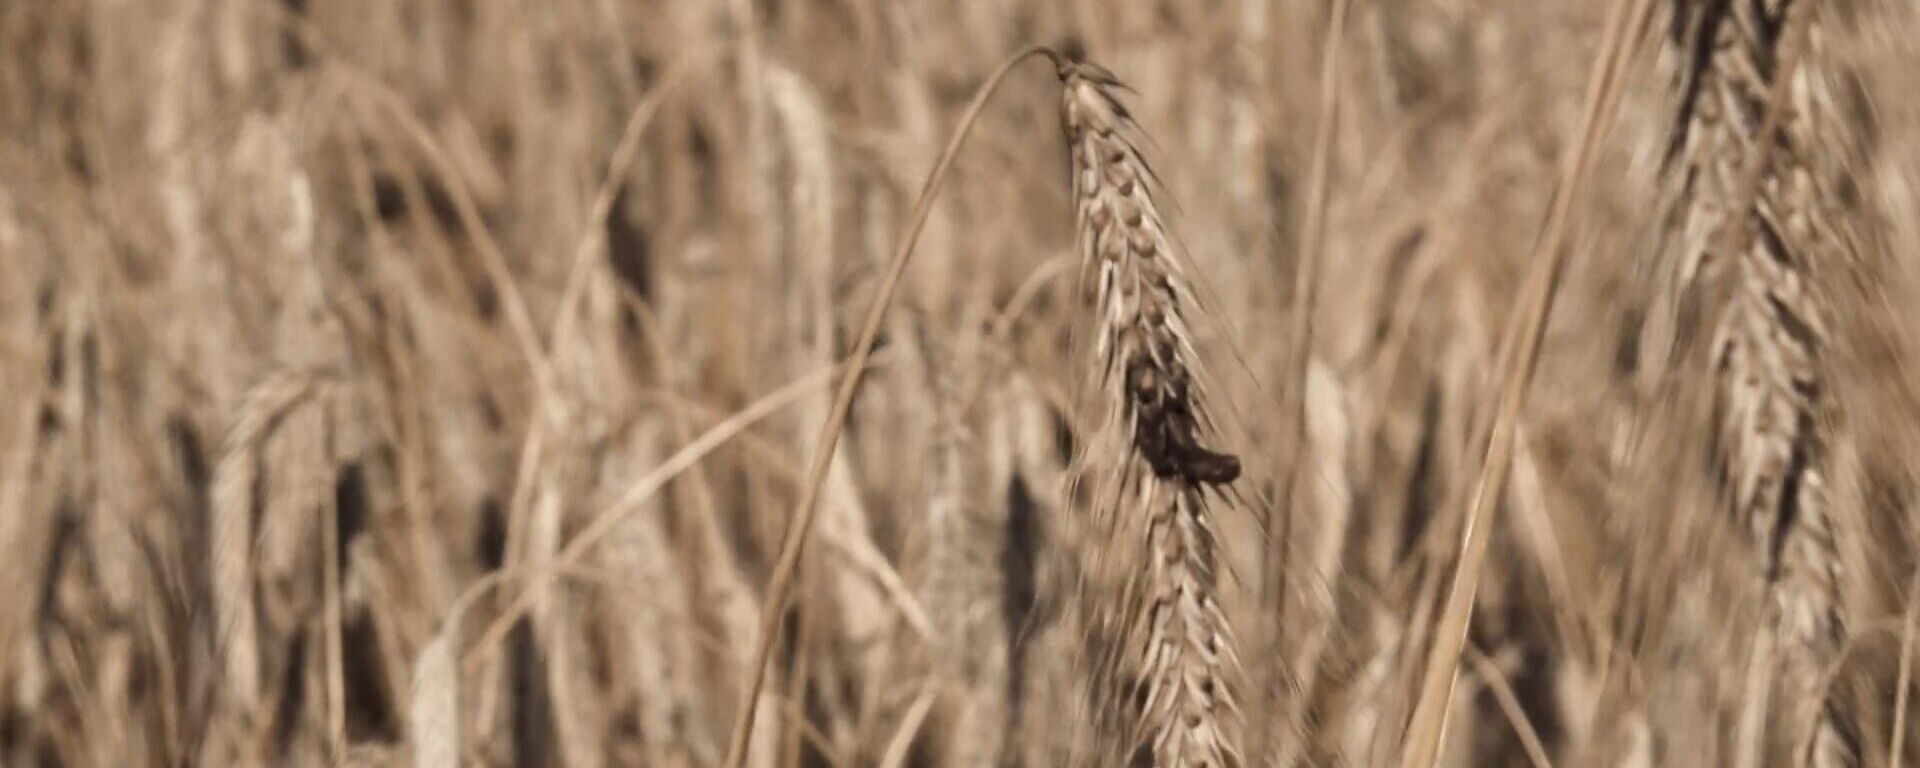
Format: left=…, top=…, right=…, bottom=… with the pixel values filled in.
left=1058, top=58, right=1243, bottom=768
left=1663, top=1, right=1856, bottom=764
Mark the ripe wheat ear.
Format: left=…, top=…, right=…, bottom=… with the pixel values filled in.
left=1662, top=1, right=1858, bottom=765
left=1058, top=58, right=1244, bottom=768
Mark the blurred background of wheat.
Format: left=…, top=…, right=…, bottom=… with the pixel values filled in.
left=8, top=0, right=1920, bottom=766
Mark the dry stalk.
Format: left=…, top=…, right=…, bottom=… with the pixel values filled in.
left=1398, top=0, right=1654, bottom=763
left=717, top=46, right=1058, bottom=768
left=1058, top=59, right=1245, bottom=768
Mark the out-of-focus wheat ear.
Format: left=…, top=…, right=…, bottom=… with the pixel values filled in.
left=0, top=400, right=55, bottom=707
left=921, top=356, right=1013, bottom=768
left=410, top=627, right=460, bottom=768
left=1267, top=0, right=1352, bottom=755
left=630, top=297, right=775, bottom=767
left=598, top=419, right=695, bottom=754
left=1057, top=58, right=1245, bottom=768
left=528, top=473, right=611, bottom=768
left=990, top=373, right=1079, bottom=768
left=209, top=371, right=316, bottom=719
left=1661, top=0, right=1859, bottom=765
left=0, top=200, right=49, bottom=691
left=774, top=56, right=940, bottom=729
left=1319, top=606, right=1402, bottom=766
left=1274, top=360, right=1355, bottom=768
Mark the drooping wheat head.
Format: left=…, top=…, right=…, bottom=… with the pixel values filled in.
left=1663, top=1, right=1856, bottom=763
left=1057, top=58, right=1245, bottom=768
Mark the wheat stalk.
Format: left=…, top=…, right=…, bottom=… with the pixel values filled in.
left=717, top=47, right=1058, bottom=768
left=1057, top=58, right=1244, bottom=768
left=1662, top=0, right=1856, bottom=765
left=1399, top=0, right=1654, bottom=762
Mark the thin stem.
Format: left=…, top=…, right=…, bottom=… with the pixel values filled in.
left=718, top=46, right=1059, bottom=768
left=1397, top=0, right=1654, bottom=764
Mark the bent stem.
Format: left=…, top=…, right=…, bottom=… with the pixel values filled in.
left=718, top=45, right=1059, bottom=768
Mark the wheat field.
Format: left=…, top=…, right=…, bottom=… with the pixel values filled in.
left=8, top=1, right=1920, bottom=766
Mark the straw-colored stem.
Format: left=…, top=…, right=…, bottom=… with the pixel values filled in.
left=718, top=46, right=1059, bottom=768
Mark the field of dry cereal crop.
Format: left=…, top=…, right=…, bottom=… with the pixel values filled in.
left=9, top=1, right=1920, bottom=766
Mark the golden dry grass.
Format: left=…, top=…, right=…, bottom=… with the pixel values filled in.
left=7, top=1, right=1920, bottom=767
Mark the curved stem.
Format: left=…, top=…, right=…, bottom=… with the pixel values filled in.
left=718, top=45, right=1059, bottom=768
